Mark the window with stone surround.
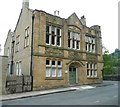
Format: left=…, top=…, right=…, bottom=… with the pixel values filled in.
left=24, top=27, right=29, bottom=47
left=86, top=62, right=97, bottom=77
left=16, top=61, right=22, bottom=76
left=68, top=31, right=80, bottom=50
left=46, top=59, right=62, bottom=78
left=85, top=35, right=95, bottom=53
left=46, top=25, right=61, bottom=47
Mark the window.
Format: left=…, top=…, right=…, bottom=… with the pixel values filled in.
left=7, top=47, right=10, bottom=56
left=94, top=70, right=97, bottom=77
left=45, top=59, right=62, bottom=78
left=46, top=25, right=61, bottom=47
left=16, top=62, right=19, bottom=75
left=16, top=61, right=22, bottom=76
left=52, top=60, right=56, bottom=66
left=85, top=35, right=95, bottom=53
left=16, top=35, right=20, bottom=52
left=46, top=60, right=50, bottom=66
left=57, top=27, right=61, bottom=46
left=46, top=68, right=51, bottom=77
left=58, top=68, right=62, bottom=77
left=52, top=68, right=56, bottom=77
left=24, top=27, right=29, bottom=47
left=68, top=31, right=80, bottom=50
left=87, top=70, right=90, bottom=77
left=46, top=25, right=51, bottom=44
left=86, top=62, right=97, bottom=77
left=8, top=64, right=11, bottom=74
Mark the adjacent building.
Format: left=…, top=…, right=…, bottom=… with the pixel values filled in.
left=3, top=0, right=103, bottom=92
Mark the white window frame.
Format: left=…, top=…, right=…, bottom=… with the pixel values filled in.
left=16, top=62, right=19, bottom=76
left=58, top=68, right=62, bottom=77
left=16, top=61, right=22, bottom=76
left=52, top=60, right=56, bottom=67
left=46, top=67, right=51, bottom=77
left=94, top=70, right=97, bottom=77
left=18, top=61, right=22, bottom=76
left=46, top=60, right=51, bottom=67
left=51, top=67, right=56, bottom=77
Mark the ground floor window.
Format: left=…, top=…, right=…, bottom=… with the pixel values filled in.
left=86, top=62, right=97, bottom=77
left=46, top=59, right=62, bottom=78
left=16, top=61, right=22, bottom=76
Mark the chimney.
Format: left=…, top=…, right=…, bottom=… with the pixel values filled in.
left=80, top=15, right=86, bottom=26
left=54, top=10, right=60, bottom=16
left=22, top=0, right=29, bottom=9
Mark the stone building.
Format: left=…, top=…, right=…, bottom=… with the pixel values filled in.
left=4, top=0, right=103, bottom=91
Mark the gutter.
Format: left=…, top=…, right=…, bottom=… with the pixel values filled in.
left=30, top=13, right=34, bottom=90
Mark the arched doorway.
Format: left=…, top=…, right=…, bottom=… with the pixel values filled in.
left=69, top=66, right=77, bottom=84
left=68, top=61, right=83, bottom=85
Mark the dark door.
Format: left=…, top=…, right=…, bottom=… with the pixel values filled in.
left=69, top=67, right=76, bottom=84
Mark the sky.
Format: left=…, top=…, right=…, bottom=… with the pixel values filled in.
left=0, top=0, right=119, bottom=55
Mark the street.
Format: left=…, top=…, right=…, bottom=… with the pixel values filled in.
left=2, top=81, right=118, bottom=105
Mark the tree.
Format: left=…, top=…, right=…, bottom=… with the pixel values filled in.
left=103, top=51, right=115, bottom=75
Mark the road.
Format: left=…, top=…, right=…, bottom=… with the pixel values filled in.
left=2, top=81, right=118, bottom=105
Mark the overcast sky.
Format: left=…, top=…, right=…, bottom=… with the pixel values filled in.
left=0, top=0, right=118, bottom=55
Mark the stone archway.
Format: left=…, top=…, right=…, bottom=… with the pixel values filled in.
left=68, top=61, right=83, bottom=85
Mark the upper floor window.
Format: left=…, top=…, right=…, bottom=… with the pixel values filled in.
left=85, top=35, right=95, bottom=53
left=15, top=35, right=20, bottom=52
left=24, top=27, right=29, bottom=47
left=68, top=31, right=80, bottom=50
left=46, top=25, right=61, bottom=47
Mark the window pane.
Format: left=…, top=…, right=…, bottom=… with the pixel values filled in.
left=58, top=61, right=61, bottom=66
left=16, top=63, right=19, bottom=75
left=57, top=28, right=60, bottom=35
left=87, top=63, right=89, bottom=68
left=90, top=70, right=93, bottom=76
left=46, top=60, right=50, bottom=65
left=46, top=34, right=50, bottom=44
left=57, top=36, right=60, bottom=46
left=87, top=70, right=90, bottom=77
left=72, top=39, right=75, bottom=48
left=46, top=67, right=51, bottom=77
left=68, top=32, right=70, bottom=39
left=52, top=60, right=56, bottom=66
left=46, top=25, right=49, bottom=33
left=68, top=39, right=70, bottom=48
left=94, top=70, right=97, bottom=77
left=52, top=26, right=55, bottom=35
left=58, top=68, right=62, bottom=77
left=52, top=68, right=56, bottom=77
left=76, top=41, right=80, bottom=49
left=52, top=35, right=55, bottom=45
left=19, top=62, right=22, bottom=76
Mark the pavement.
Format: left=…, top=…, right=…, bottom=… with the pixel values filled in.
left=1, top=80, right=116, bottom=101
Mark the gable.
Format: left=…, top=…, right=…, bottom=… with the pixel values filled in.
left=67, top=13, right=83, bottom=29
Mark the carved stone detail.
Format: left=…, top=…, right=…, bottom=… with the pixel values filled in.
left=68, top=51, right=82, bottom=61
left=45, top=47, right=64, bottom=58
left=86, top=54, right=97, bottom=61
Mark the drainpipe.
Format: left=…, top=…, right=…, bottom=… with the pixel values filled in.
left=30, top=14, right=34, bottom=90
